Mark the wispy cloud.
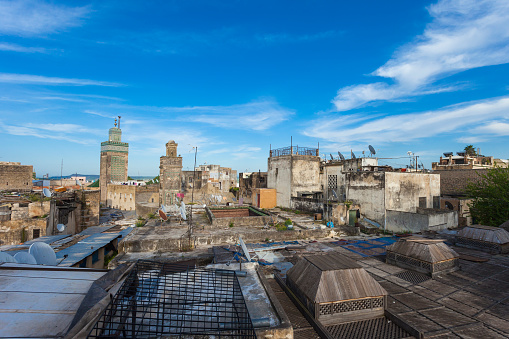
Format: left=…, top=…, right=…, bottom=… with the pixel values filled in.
left=333, top=0, right=509, bottom=111
left=0, top=42, right=46, bottom=53
left=0, top=121, right=99, bottom=144
left=0, top=73, right=123, bottom=87
left=169, top=99, right=294, bottom=131
left=84, top=110, right=117, bottom=118
left=0, top=0, right=90, bottom=37
left=304, top=96, right=509, bottom=144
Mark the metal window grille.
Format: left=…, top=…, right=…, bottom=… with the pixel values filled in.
left=318, top=297, right=384, bottom=316
left=328, top=175, right=337, bottom=189
left=88, top=260, right=256, bottom=338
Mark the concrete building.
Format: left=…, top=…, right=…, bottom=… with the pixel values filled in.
left=267, top=145, right=321, bottom=208
left=159, top=140, right=182, bottom=205
left=239, top=171, right=267, bottom=200
left=106, top=184, right=159, bottom=213
left=345, top=171, right=457, bottom=232
left=0, top=161, right=33, bottom=191
left=195, top=164, right=237, bottom=191
left=432, top=151, right=508, bottom=170
left=100, top=120, right=129, bottom=203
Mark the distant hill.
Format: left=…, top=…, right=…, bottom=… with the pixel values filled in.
left=40, top=174, right=156, bottom=181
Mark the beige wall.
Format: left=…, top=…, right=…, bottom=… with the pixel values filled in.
left=0, top=162, right=33, bottom=191
left=107, top=184, right=136, bottom=210
left=0, top=219, right=47, bottom=246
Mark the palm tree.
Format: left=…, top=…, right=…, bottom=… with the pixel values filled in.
left=464, top=145, right=477, bottom=156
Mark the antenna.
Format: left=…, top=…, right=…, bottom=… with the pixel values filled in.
left=338, top=151, right=345, bottom=161
left=118, top=116, right=122, bottom=129
left=43, top=188, right=52, bottom=198
left=29, top=242, right=57, bottom=266
left=369, top=145, right=376, bottom=157
left=0, top=251, right=17, bottom=263
left=14, top=252, right=37, bottom=264
left=57, top=224, right=66, bottom=232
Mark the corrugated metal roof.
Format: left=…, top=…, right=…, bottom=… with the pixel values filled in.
left=287, top=252, right=387, bottom=303
left=79, top=225, right=117, bottom=235
left=0, top=263, right=105, bottom=338
left=458, top=225, right=509, bottom=244
left=24, top=234, right=71, bottom=245
left=386, top=237, right=458, bottom=263
left=56, top=233, right=121, bottom=267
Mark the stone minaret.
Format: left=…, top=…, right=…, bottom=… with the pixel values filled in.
left=159, top=140, right=182, bottom=205
left=100, top=118, right=129, bottom=203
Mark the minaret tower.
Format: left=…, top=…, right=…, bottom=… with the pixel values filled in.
left=100, top=117, right=129, bottom=203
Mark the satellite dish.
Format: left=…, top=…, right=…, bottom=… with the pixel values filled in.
left=29, top=242, right=56, bottom=266
left=161, top=205, right=167, bottom=213
left=443, top=152, right=453, bottom=157
left=159, top=209, right=168, bottom=221
left=330, top=154, right=334, bottom=160
left=369, top=145, right=376, bottom=156
left=180, top=201, right=187, bottom=220
left=43, top=188, right=51, bottom=198
left=239, top=236, right=251, bottom=262
left=338, top=151, right=345, bottom=161
left=0, top=251, right=17, bottom=263
left=351, top=151, right=356, bottom=159
left=57, top=223, right=66, bottom=232
left=331, top=189, right=338, bottom=199
left=14, top=252, right=37, bottom=265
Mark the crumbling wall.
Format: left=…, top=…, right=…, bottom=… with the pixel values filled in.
left=28, top=201, right=51, bottom=218
left=345, top=172, right=385, bottom=224
left=82, top=190, right=100, bottom=227
left=385, top=172, right=440, bottom=213
left=268, top=155, right=292, bottom=208
left=291, top=197, right=323, bottom=213
left=0, top=162, right=33, bottom=191
left=0, top=219, right=47, bottom=246
left=106, top=184, right=136, bottom=211
left=291, top=156, right=321, bottom=199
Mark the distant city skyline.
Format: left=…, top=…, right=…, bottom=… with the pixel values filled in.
left=1, top=0, right=508, bottom=176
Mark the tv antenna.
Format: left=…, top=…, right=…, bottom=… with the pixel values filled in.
left=369, top=145, right=376, bottom=157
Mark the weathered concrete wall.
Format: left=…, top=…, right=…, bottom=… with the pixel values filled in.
left=0, top=162, right=33, bottom=191
left=385, top=209, right=457, bottom=233
left=441, top=197, right=472, bottom=226
left=268, top=156, right=292, bottom=208
left=385, top=172, right=440, bottom=213
left=345, top=172, right=386, bottom=224
left=136, top=202, right=159, bottom=218
left=11, top=203, right=29, bottom=220
left=252, top=188, right=277, bottom=209
left=82, top=190, right=100, bottom=227
left=107, top=184, right=136, bottom=210
left=291, top=197, right=323, bottom=213
left=291, top=156, right=321, bottom=200
left=0, top=219, right=47, bottom=246
left=28, top=201, right=51, bottom=218
left=206, top=207, right=271, bottom=227
left=136, top=185, right=160, bottom=206
left=332, top=203, right=361, bottom=225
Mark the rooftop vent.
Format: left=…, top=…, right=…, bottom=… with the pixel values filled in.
left=386, top=237, right=459, bottom=277
left=455, top=225, right=509, bottom=254
left=286, top=252, right=387, bottom=326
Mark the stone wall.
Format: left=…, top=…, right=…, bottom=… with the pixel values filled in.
left=433, top=169, right=487, bottom=196
left=440, top=197, right=472, bottom=226
left=0, top=162, right=33, bottom=191
left=82, top=190, right=100, bottom=227
left=291, top=197, right=324, bottom=213
left=0, top=219, right=47, bottom=246
left=107, top=184, right=136, bottom=210
left=385, top=209, right=457, bottom=233
left=206, top=206, right=272, bottom=227
left=28, top=201, right=51, bottom=218
left=136, top=185, right=160, bottom=206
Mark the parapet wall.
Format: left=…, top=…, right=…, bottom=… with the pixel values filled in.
left=0, top=163, right=33, bottom=191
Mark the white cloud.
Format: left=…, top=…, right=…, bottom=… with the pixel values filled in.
left=0, top=42, right=46, bottom=53
left=0, top=121, right=98, bottom=144
left=169, top=99, right=294, bottom=131
left=0, top=0, right=89, bottom=37
left=472, top=121, right=509, bottom=135
left=0, top=73, right=123, bottom=87
left=305, top=96, right=509, bottom=144
left=333, top=0, right=509, bottom=111
left=84, top=110, right=116, bottom=118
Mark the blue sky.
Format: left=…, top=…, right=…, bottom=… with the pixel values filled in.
left=1, top=0, right=509, bottom=177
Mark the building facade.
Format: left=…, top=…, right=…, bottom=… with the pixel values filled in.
left=100, top=122, right=129, bottom=203
left=0, top=162, right=33, bottom=191
left=159, top=140, right=182, bottom=205
left=195, top=164, right=237, bottom=191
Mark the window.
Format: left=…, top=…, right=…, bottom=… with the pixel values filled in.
left=151, top=198, right=154, bottom=203
left=33, top=229, right=40, bottom=239
left=92, top=251, right=99, bottom=264
left=275, top=168, right=278, bottom=176
left=419, top=197, right=427, bottom=208
left=130, top=193, right=133, bottom=199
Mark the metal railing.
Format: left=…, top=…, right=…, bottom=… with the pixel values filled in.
left=270, top=146, right=318, bottom=157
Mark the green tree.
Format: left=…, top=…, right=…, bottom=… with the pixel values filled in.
left=147, top=175, right=160, bottom=185
left=464, top=145, right=477, bottom=156
left=466, top=166, right=509, bottom=226
left=128, top=176, right=133, bottom=180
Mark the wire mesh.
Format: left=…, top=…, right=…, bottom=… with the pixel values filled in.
left=88, top=260, right=257, bottom=338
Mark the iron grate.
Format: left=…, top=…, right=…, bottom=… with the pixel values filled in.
left=88, top=260, right=256, bottom=338
left=394, top=270, right=431, bottom=285
left=326, top=317, right=411, bottom=339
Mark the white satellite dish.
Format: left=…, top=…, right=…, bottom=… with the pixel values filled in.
left=0, top=251, right=17, bottom=263
left=29, top=242, right=56, bottom=266
left=331, top=189, right=338, bottom=199
left=14, top=252, right=37, bottom=265
left=180, top=205, right=187, bottom=220
left=239, top=236, right=251, bottom=262
left=161, top=205, right=167, bottom=213
left=43, top=188, right=51, bottom=198
left=57, top=223, right=66, bottom=232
